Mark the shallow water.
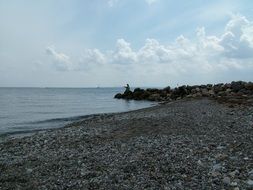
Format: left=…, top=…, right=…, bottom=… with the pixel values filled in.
left=0, top=87, right=153, bottom=136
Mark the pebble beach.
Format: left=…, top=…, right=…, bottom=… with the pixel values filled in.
left=0, top=98, right=253, bottom=189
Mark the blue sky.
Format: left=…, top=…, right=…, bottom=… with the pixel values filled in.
left=1, top=0, right=253, bottom=87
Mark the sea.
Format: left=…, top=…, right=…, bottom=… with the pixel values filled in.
left=0, top=87, right=154, bottom=137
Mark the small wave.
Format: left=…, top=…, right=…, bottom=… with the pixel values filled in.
left=17, top=113, right=103, bottom=125
left=0, top=116, right=8, bottom=119
left=0, top=128, right=46, bottom=137
left=0, top=113, right=107, bottom=138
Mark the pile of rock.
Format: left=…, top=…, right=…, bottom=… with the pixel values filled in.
left=114, top=81, right=253, bottom=103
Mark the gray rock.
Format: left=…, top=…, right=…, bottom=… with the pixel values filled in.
left=229, top=170, right=239, bottom=178
left=223, top=176, right=231, bottom=185
left=212, top=163, right=223, bottom=172
left=247, top=179, right=253, bottom=186
left=1, top=98, right=253, bottom=189
left=230, top=182, right=238, bottom=187
left=148, top=93, right=161, bottom=101
left=211, top=171, right=221, bottom=177
left=249, top=169, right=253, bottom=180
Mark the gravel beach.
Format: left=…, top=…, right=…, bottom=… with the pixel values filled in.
left=0, top=98, right=253, bottom=189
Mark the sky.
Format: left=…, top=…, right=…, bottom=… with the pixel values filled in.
left=0, top=0, right=253, bottom=87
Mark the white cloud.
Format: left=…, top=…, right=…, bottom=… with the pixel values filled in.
left=220, top=14, right=253, bottom=58
left=46, top=14, right=253, bottom=86
left=112, top=39, right=137, bottom=64
left=46, top=46, right=73, bottom=71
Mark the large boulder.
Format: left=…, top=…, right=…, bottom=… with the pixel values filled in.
left=238, top=88, right=252, bottom=95
left=148, top=93, right=161, bottom=101
left=146, top=88, right=160, bottom=93
left=141, top=91, right=151, bottom=99
left=245, top=82, right=253, bottom=91
left=224, top=83, right=231, bottom=89
left=200, top=85, right=207, bottom=89
left=231, top=81, right=246, bottom=92
left=208, top=90, right=215, bottom=97
left=213, top=83, right=224, bottom=94
left=206, top=84, right=213, bottom=90
left=171, top=85, right=188, bottom=99
left=133, top=88, right=144, bottom=93
left=132, top=88, right=146, bottom=100
left=159, top=90, right=168, bottom=98
left=217, top=91, right=227, bottom=97
left=191, top=88, right=198, bottom=94
left=225, top=88, right=232, bottom=96
left=122, top=91, right=133, bottom=99
left=114, top=93, right=123, bottom=99
left=192, top=92, right=202, bottom=97
left=201, top=88, right=209, bottom=97
left=163, top=86, right=171, bottom=93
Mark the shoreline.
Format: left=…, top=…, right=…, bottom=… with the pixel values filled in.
left=0, top=102, right=157, bottom=142
left=0, top=98, right=253, bottom=189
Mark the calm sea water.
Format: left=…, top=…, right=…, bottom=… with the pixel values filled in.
left=0, top=88, right=153, bottom=136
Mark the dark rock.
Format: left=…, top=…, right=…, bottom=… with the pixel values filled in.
left=201, top=88, right=209, bottom=97
left=231, top=81, right=246, bottom=92
left=213, top=83, right=225, bottom=94
left=148, top=93, right=161, bottom=101
left=217, top=91, right=226, bottom=97
left=159, top=90, right=168, bottom=98
left=224, top=83, right=231, bottom=89
left=133, top=88, right=144, bottom=93
left=245, top=82, right=253, bottom=91
left=200, top=85, right=207, bottom=89
left=133, top=88, right=146, bottom=100
left=171, top=85, right=188, bottom=99
left=206, top=84, right=213, bottom=90
left=186, top=85, right=196, bottom=92
left=239, top=88, right=252, bottom=95
left=114, top=93, right=123, bottom=99
left=114, top=81, right=253, bottom=103
left=123, top=91, right=133, bottom=99
left=141, top=91, right=151, bottom=99
left=146, top=88, right=160, bottom=93
left=163, top=86, right=171, bottom=92
left=191, top=88, right=198, bottom=94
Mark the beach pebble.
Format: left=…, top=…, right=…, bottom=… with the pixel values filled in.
left=197, top=160, right=204, bottom=167
left=215, top=153, right=228, bottom=161
left=247, top=179, right=253, bottom=186
left=211, top=171, right=221, bottom=177
left=248, top=169, right=253, bottom=179
left=0, top=98, right=253, bottom=189
left=223, top=176, right=231, bottom=185
left=229, top=170, right=239, bottom=178
left=230, top=182, right=238, bottom=187
left=212, top=164, right=222, bottom=171
left=26, top=168, right=33, bottom=174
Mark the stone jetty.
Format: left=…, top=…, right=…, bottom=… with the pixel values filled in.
left=115, top=81, right=253, bottom=105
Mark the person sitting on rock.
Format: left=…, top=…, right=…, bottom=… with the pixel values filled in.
left=124, top=84, right=131, bottom=94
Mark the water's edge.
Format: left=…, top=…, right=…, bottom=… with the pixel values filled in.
left=0, top=103, right=157, bottom=142
left=0, top=88, right=154, bottom=139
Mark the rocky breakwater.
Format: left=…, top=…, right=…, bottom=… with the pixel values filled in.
left=115, top=81, right=253, bottom=105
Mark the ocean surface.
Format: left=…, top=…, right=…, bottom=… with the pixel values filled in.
left=0, top=88, right=154, bottom=136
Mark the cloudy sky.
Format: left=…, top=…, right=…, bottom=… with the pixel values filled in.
left=1, top=0, right=253, bottom=87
